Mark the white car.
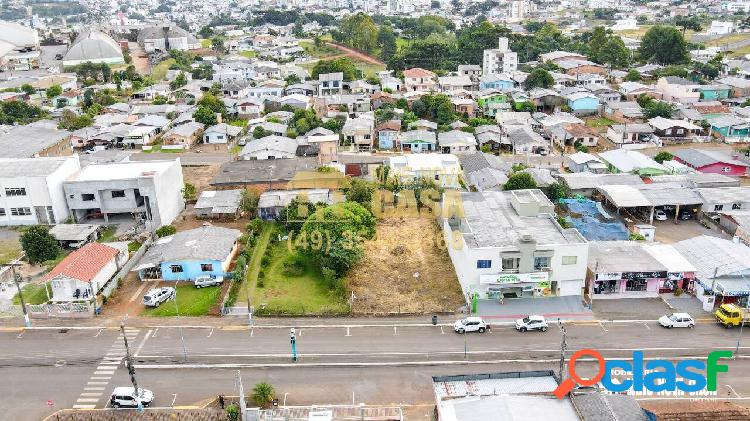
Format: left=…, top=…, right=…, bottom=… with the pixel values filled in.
left=193, top=275, right=223, bottom=288
left=654, top=209, right=668, bottom=221
left=515, top=315, right=549, bottom=332
left=453, top=316, right=490, bottom=333
left=110, top=386, right=154, bottom=408
left=143, top=287, right=175, bottom=307
left=658, top=312, right=695, bottom=329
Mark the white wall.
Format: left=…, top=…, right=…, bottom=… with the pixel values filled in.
left=151, top=159, right=184, bottom=228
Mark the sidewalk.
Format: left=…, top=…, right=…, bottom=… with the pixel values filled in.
left=476, top=296, right=594, bottom=321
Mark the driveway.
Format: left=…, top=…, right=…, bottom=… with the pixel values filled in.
left=592, top=297, right=671, bottom=320
left=651, top=218, right=730, bottom=244
left=476, top=295, right=593, bottom=321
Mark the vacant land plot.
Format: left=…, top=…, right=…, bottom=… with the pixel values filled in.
left=253, top=241, right=349, bottom=315
left=346, top=217, right=464, bottom=315
left=141, top=283, right=222, bottom=317
left=13, top=283, right=50, bottom=305
left=182, top=164, right=221, bottom=194
left=300, top=41, right=341, bottom=59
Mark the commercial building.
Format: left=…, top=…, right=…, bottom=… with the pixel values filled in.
left=62, top=31, right=124, bottom=66
left=482, top=37, right=518, bottom=75
left=443, top=190, right=588, bottom=301
left=0, top=156, right=81, bottom=226
left=63, top=160, right=184, bottom=231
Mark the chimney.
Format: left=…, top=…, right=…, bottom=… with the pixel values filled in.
left=498, top=37, right=509, bottom=51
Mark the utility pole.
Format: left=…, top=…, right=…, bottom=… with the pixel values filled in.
left=290, top=328, right=298, bottom=362
left=173, top=276, right=188, bottom=362
left=121, top=317, right=139, bottom=396
left=235, top=370, right=247, bottom=421
left=3, top=263, right=31, bottom=327
left=558, top=318, right=567, bottom=383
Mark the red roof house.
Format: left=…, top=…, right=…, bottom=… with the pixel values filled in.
left=45, top=242, right=125, bottom=302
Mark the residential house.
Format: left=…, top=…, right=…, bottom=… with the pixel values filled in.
left=63, top=160, right=184, bottom=231
left=656, top=77, right=701, bottom=104
left=285, top=83, right=316, bottom=96
left=210, top=157, right=320, bottom=191
left=0, top=122, right=72, bottom=158
left=370, top=91, right=398, bottom=110
left=443, top=189, right=588, bottom=299
left=387, top=154, right=462, bottom=189
left=606, top=123, right=656, bottom=145
left=716, top=77, right=750, bottom=98
left=648, top=117, right=703, bottom=141
left=599, top=149, right=668, bottom=176
left=438, top=76, right=474, bottom=93
left=257, top=189, right=337, bottom=221
left=475, top=125, right=504, bottom=151
left=603, top=101, right=644, bottom=122
left=528, top=88, right=565, bottom=112
left=194, top=189, right=243, bottom=219
left=403, top=68, right=437, bottom=92
left=239, top=135, right=299, bottom=160
left=479, top=74, right=514, bottom=91
left=0, top=156, right=81, bottom=226
left=375, top=120, right=401, bottom=150
left=162, top=122, right=204, bottom=148
left=459, top=152, right=510, bottom=191
left=458, top=64, right=482, bottom=87
left=237, top=98, right=265, bottom=118
left=673, top=149, right=749, bottom=176
left=399, top=130, right=437, bottom=153
left=482, top=37, right=517, bottom=75
left=707, top=115, right=750, bottom=142
left=342, top=117, right=375, bottom=152
left=137, top=24, right=200, bottom=52
left=557, top=60, right=607, bottom=76
left=565, top=152, right=608, bottom=173
left=45, top=242, right=128, bottom=303
left=348, top=80, right=379, bottom=95
left=506, top=125, right=549, bottom=155
left=248, top=80, right=284, bottom=98
left=539, top=51, right=587, bottom=64
left=304, top=127, right=339, bottom=163
left=699, top=84, right=731, bottom=101
left=319, top=72, right=344, bottom=96
left=49, top=224, right=101, bottom=249
left=438, top=130, right=477, bottom=154
left=591, top=86, right=620, bottom=104
left=549, top=124, right=599, bottom=150
left=410, top=119, right=438, bottom=132
left=203, top=123, right=243, bottom=144
left=134, top=226, right=241, bottom=281
left=556, top=172, right=644, bottom=197
left=477, top=90, right=510, bottom=118
left=619, top=81, right=663, bottom=102
left=564, top=91, right=600, bottom=116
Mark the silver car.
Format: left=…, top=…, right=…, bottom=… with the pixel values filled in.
left=193, top=276, right=223, bottom=288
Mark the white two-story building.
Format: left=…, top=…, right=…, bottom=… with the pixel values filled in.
left=0, top=156, right=81, bottom=226
left=442, top=190, right=588, bottom=302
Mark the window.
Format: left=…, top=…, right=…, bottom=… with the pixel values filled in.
left=170, top=265, right=183, bottom=273
left=562, top=256, right=578, bottom=265
left=733, top=203, right=742, bottom=210
left=715, top=204, right=724, bottom=211
left=502, top=257, right=519, bottom=271
left=534, top=257, right=551, bottom=270
left=722, top=166, right=731, bottom=173
left=10, top=207, right=31, bottom=216
left=434, top=174, right=440, bottom=181
left=201, top=263, right=214, bottom=272
left=476, top=260, right=492, bottom=269
left=82, top=194, right=95, bottom=201
left=0, top=208, right=5, bottom=216
left=111, top=190, right=125, bottom=198
left=5, top=188, right=26, bottom=196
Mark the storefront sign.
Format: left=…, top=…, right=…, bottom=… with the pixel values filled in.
left=622, top=271, right=667, bottom=281
left=596, top=272, right=622, bottom=281
left=667, top=272, right=683, bottom=281
left=481, top=272, right=549, bottom=285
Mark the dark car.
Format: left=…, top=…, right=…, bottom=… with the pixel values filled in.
left=678, top=211, right=693, bottom=220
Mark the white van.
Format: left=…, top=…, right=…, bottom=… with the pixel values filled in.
left=110, top=387, right=154, bottom=408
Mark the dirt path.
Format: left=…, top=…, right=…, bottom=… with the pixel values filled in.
left=325, top=42, right=385, bottom=66
left=237, top=225, right=272, bottom=306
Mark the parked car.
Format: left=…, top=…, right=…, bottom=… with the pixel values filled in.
left=715, top=303, right=750, bottom=328
left=654, top=209, right=667, bottom=221
left=143, top=287, right=175, bottom=307
left=515, top=315, right=549, bottom=332
left=453, top=316, right=490, bottom=333
left=658, top=312, right=695, bottom=329
left=193, top=275, right=223, bottom=288
left=110, top=387, right=154, bottom=408
left=678, top=210, right=693, bottom=220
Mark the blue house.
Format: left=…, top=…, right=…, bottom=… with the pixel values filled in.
left=708, top=115, right=750, bottom=140
left=376, top=121, right=401, bottom=150
left=699, top=84, right=730, bottom=101
left=479, top=75, right=514, bottom=90
left=133, top=226, right=242, bottom=281
left=566, top=92, right=600, bottom=115
left=400, top=130, right=437, bottom=153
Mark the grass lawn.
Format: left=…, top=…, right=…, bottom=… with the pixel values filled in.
left=0, top=241, right=22, bottom=265
left=151, top=58, right=175, bottom=81
left=586, top=117, right=616, bottom=132
left=141, top=283, right=221, bottom=317
left=13, top=283, right=50, bottom=305
left=201, top=39, right=211, bottom=48
left=229, top=145, right=242, bottom=155
left=706, top=33, right=750, bottom=47
left=43, top=250, right=69, bottom=270
left=253, top=242, right=348, bottom=315
left=300, top=41, right=340, bottom=59
left=239, top=50, right=257, bottom=59
left=98, top=227, right=117, bottom=243
left=353, top=60, right=386, bottom=79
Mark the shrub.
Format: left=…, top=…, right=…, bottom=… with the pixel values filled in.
left=256, top=278, right=265, bottom=288
left=629, top=233, right=646, bottom=241
left=226, top=404, right=239, bottom=421
left=252, top=382, right=275, bottom=408
left=258, top=270, right=265, bottom=279
left=674, top=287, right=684, bottom=297
left=155, top=225, right=177, bottom=238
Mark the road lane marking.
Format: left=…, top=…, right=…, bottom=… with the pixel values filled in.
left=171, top=394, right=178, bottom=407
left=72, top=405, right=96, bottom=409
left=250, top=328, right=254, bottom=337
left=84, top=387, right=106, bottom=391
left=298, top=329, right=302, bottom=337
left=440, top=326, right=444, bottom=335
left=94, top=328, right=103, bottom=338
left=151, top=327, right=159, bottom=338
left=393, top=326, right=398, bottom=336
left=598, top=321, right=608, bottom=332
left=87, top=382, right=108, bottom=385
left=134, top=329, right=152, bottom=357
left=76, top=398, right=100, bottom=403
left=643, top=323, right=650, bottom=330
left=128, top=283, right=148, bottom=303
left=90, top=377, right=111, bottom=380
left=93, top=371, right=115, bottom=376
left=80, top=392, right=103, bottom=397
left=207, top=328, right=213, bottom=338
left=346, top=327, right=350, bottom=337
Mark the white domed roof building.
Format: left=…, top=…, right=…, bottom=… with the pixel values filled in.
left=63, top=31, right=124, bottom=67
left=0, top=20, right=41, bottom=71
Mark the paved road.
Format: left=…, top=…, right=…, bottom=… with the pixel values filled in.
left=3, top=321, right=750, bottom=420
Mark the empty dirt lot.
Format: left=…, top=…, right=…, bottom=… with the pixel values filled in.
left=346, top=217, right=465, bottom=315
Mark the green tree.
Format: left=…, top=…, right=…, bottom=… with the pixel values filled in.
left=197, top=92, right=226, bottom=116
left=211, top=36, right=226, bottom=52
left=588, top=26, right=609, bottom=64
left=182, top=183, right=196, bottom=202
left=20, top=225, right=60, bottom=264
left=21, top=84, right=35, bottom=96
left=169, top=71, right=188, bottom=90
left=193, top=106, right=218, bottom=125
left=45, top=84, right=62, bottom=99
left=524, top=68, right=554, bottom=89
left=343, top=179, right=376, bottom=210
left=337, top=13, right=379, bottom=54
left=600, top=37, right=630, bottom=68
left=155, top=225, right=177, bottom=238
left=455, top=21, right=511, bottom=65
left=624, top=69, right=642, bottom=81
left=377, top=25, right=397, bottom=61
left=252, top=382, right=275, bottom=408
left=654, top=151, right=674, bottom=163
left=388, top=33, right=457, bottom=71
left=0, top=100, right=47, bottom=125
left=544, top=182, right=570, bottom=202
left=239, top=189, right=259, bottom=216
left=639, top=25, right=689, bottom=65
left=643, top=101, right=675, bottom=118
left=285, top=74, right=301, bottom=85
left=503, top=172, right=537, bottom=191
left=253, top=126, right=270, bottom=139
left=674, top=15, right=702, bottom=35
left=58, top=110, right=93, bottom=130
left=311, top=57, right=360, bottom=81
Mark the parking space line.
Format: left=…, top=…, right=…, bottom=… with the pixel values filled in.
left=94, top=328, right=103, bottom=338
left=128, top=283, right=148, bottom=303
left=643, top=323, right=650, bottom=330
left=94, top=370, right=115, bottom=376
left=440, top=326, right=444, bottom=335
left=72, top=405, right=96, bottom=409
left=346, top=327, right=350, bottom=337
left=80, top=392, right=103, bottom=397
left=134, top=329, right=152, bottom=357
left=393, top=326, right=398, bottom=336
left=250, top=328, right=254, bottom=337
left=298, top=329, right=302, bottom=337
left=598, top=321, right=608, bottom=332
left=151, top=327, right=159, bottom=338
left=84, top=387, right=106, bottom=391
left=171, top=394, right=178, bottom=407
left=726, top=385, right=742, bottom=398
left=90, top=377, right=112, bottom=380
left=207, top=328, right=213, bottom=338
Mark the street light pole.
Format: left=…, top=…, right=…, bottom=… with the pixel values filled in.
left=121, top=317, right=139, bottom=395
left=173, top=277, right=188, bottom=362
left=558, top=318, right=567, bottom=383
left=3, top=263, right=31, bottom=327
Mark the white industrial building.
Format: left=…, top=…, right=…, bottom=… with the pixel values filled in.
left=482, top=37, right=517, bottom=75
left=0, top=156, right=81, bottom=226
left=63, top=31, right=124, bottom=67
left=63, top=160, right=184, bottom=231
left=442, top=190, right=588, bottom=301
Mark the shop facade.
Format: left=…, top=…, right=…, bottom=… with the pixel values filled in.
left=591, top=271, right=694, bottom=297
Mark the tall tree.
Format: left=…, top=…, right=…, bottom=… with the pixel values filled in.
left=588, top=26, right=609, bottom=64
left=455, top=21, right=511, bottom=65
left=338, top=13, right=379, bottom=54
left=600, top=37, right=631, bottom=68
left=377, top=25, right=397, bottom=62
left=638, top=25, right=689, bottom=65
left=311, top=57, right=360, bottom=81
left=20, top=225, right=60, bottom=264
left=524, top=68, right=554, bottom=89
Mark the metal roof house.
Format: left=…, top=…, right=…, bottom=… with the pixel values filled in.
left=194, top=190, right=243, bottom=219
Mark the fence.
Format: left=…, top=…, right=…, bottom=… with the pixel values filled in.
left=0, top=303, right=23, bottom=318
left=27, top=301, right=94, bottom=319
left=101, top=236, right=153, bottom=299
left=247, top=405, right=404, bottom=421
left=46, top=408, right=227, bottom=421
left=223, top=305, right=252, bottom=316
